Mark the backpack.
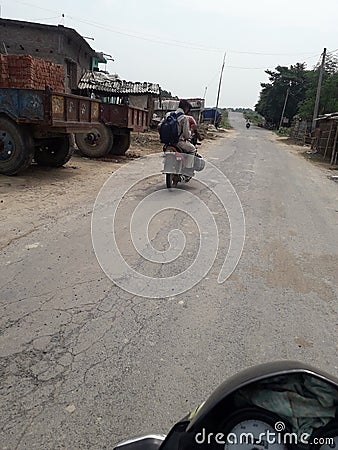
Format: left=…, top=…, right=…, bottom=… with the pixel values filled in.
left=159, top=111, right=183, bottom=144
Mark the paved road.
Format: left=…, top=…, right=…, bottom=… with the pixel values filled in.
left=1, top=112, right=337, bottom=449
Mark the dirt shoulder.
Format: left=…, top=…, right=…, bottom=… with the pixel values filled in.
left=270, top=134, right=338, bottom=178
left=0, top=128, right=228, bottom=250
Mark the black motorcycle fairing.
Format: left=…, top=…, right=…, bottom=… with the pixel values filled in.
left=309, top=420, right=338, bottom=449
left=158, top=361, right=338, bottom=450
left=186, top=361, right=338, bottom=432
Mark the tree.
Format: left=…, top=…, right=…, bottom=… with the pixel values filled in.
left=160, top=89, right=177, bottom=99
left=298, top=55, right=338, bottom=119
left=256, top=55, right=338, bottom=126
left=255, top=63, right=307, bottom=127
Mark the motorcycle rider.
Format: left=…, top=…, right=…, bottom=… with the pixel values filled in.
left=159, top=99, right=200, bottom=174
left=172, top=99, right=197, bottom=155
left=159, top=99, right=201, bottom=154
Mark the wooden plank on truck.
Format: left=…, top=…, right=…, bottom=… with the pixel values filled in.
left=50, top=93, right=100, bottom=129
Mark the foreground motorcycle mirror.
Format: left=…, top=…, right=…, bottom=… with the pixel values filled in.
left=114, top=361, right=338, bottom=450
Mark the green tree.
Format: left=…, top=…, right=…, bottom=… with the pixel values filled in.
left=255, top=63, right=307, bottom=127
left=160, top=89, right=177, bottom=98
left=298, top=55, right=338, bottom=118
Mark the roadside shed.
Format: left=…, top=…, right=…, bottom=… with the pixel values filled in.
left=314, top=113, right=338, bottom=164
left=77, top=70, right=160, bottom=127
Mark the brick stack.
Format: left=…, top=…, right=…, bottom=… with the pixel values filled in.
left=0, top=54, right=65, bottom=92
left=0, top=54, right=9, bottom=87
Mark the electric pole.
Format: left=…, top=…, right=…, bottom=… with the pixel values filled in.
left=214, top=52, right=226, bottom=126
left=279, top=85, right=290, bottom=130
left=312, top=48, right=326, bottom=130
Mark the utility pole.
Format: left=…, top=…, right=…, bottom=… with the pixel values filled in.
left=312, top=47, right=326, bottom=130
left=214, top=52, right=226, bottom=126
left=279, top=85, right=290, bottom=130
left=203, top=86, right=207, bottom=100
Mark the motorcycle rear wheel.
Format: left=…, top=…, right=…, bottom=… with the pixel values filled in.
left=166, top=173, right=179, bottom=188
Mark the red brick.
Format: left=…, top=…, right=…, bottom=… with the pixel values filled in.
left=0, top=54, right=65, bottom=92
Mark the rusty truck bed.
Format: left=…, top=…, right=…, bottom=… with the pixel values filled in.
left=100, top=104, right=148, bottom=132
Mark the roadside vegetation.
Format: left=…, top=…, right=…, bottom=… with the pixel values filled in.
left=218, top=108, right=232, bottom=128
left=255, top=54, right=338, bottom=128
left=242, top=109, right=264, bottom=126
left=275, top=127, right=290, bottom=136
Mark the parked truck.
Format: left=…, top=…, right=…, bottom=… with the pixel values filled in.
left=200, top=108, right=222, bottom=128
left=0, top=87, right=101, bottom=175
left=0, top=55, right=153, bottom=173
left=74, top=102, right=148, bottom=158
left=74, top=70, right=159, bottom=157
left=0, top=54, right=102, bottom=175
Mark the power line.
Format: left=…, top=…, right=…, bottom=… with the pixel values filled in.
left=6, top=0, right=56, bottom=14
left=206, top=70, right=221, bottom=86
left=35, top=15, right=60, bottom=21
left=326, top=48, right=338, bottom=62
left=68, top=16, right=223, bottom=52
left=226, top=66, right=274, bottom=70
left=228, top=50, right=319, bottom=56
left=5, top=0, right=329, bottom=58
left=68, top=15, right=325, bottom=58
left=5, top=0, right=223, bottom=52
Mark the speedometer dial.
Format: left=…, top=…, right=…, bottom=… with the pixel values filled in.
left=224, top=419, right=288, bottom=450
left=221, top=408, right=290, bottom=450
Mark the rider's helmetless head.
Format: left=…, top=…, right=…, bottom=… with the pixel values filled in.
left=179, top=99, right=192, bottom=114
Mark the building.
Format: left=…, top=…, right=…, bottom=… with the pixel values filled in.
left=77, top=70, right=161, bottom=126
left=290, top=113, right=338, bottom=164
left=313, top=113, right=338, bottom=164
left=153, top=98, right=205, bottom=123
left=0, top=18, right=106, bottom=92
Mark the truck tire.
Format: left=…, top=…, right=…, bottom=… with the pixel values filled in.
left=111, top=132, right=131, bottom=156
left=34, top=137, right=73, bottom=167
left=0, top=117, right=34, bottom=176
left=75, top=124, right=113, bottom=158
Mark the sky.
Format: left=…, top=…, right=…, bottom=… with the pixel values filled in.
left=1, top=0, right=337, bottom=108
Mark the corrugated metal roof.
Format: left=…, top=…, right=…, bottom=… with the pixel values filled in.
left=78, top=71, right=160, bottom=96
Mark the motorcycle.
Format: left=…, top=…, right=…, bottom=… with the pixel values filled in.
left=246, top=122, right=251, bottom=129
left=162, top=135, right=205, bottom=189
left=113, top=360, right=338, bottom=449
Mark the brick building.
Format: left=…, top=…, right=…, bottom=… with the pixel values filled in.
left=0, top=18, right=106, bottom=92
